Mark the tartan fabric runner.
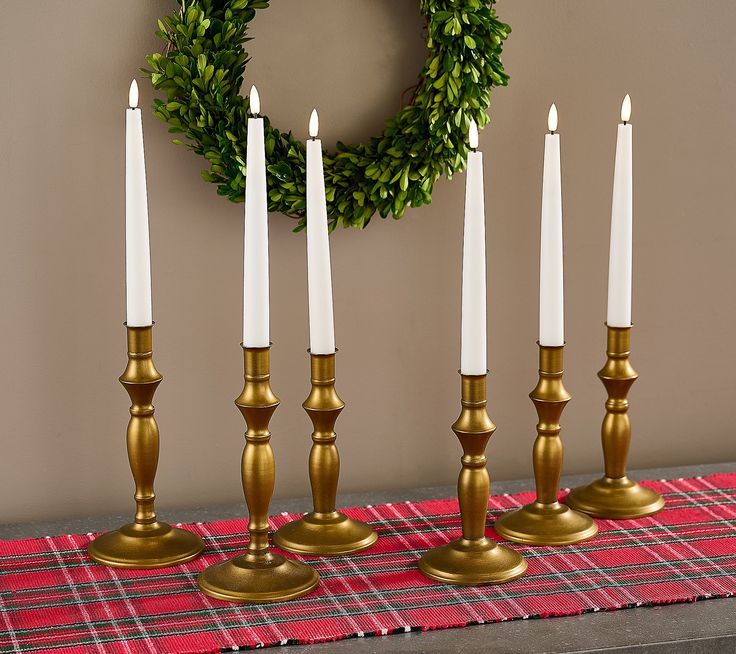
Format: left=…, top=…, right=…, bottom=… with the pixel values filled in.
left=1, top=473, right=735, bottom=654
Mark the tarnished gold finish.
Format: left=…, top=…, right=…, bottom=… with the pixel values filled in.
left=274, top=352, right=377, bottom=555
left=495, top=345, right=597, bottom=545
left=198, top=346, right=319, bottom=603
left=87, top=325, right=204, bottom=569
left=566, top=326, right=665, bottom=519
left=418, top=373, right=527, bottom=585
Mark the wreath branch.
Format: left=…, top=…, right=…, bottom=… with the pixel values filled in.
left=145, top=0, right=510, bottom=231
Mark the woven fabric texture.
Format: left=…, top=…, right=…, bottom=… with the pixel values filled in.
left=1, top=473, right=734, bottom=653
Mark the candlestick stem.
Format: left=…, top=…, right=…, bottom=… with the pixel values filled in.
left=494, top=345, right=597, bottom=545
left=418, top=373, right=527, bottom=585
left=274, top=352, right=377, bottom=555
left=565, top=326, right=665, bottom=518
left=198, top=346, right=319, bottom=603
left=87, top=325, right=204, bottom=568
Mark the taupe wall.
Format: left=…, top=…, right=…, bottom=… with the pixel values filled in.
left=1, top=1, right=734, bottom=524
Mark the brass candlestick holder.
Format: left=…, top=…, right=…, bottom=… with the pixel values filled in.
left=87, top=325, right=204, bottom=568
left=418, top=372, right=527, bottom=585
left=566, top=326, right=665, bottom=518
left=274, top=351, right=377, bottom=555
left=495, top=345, right=597, bottom=545
left=198, top=345, right=319, bottom=603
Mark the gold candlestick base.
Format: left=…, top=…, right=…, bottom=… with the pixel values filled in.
left=198, top=346, right=319, bottom=603
left=274, top=352, right=377, bottom=556
left=419, top=536, right=528, bottom=586
left=275, top=512, right=377, bottom=556
left=198, top=553, right=320, bottom=604
left=495, top=345, right=597, bottom=546
left=566, top=326, right=664, bottom=519
left=494, top=501, right=597, bottom=546
left=565, top=476, right=664, bottom=519
left=418, top=373, right=527, bottom=586
left=88, top=325, right=204, bottom=569
left=88, top=522, right=204, bottom=569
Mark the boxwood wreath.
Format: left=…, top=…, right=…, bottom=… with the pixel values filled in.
left=146, top=0, right=510, bottom=231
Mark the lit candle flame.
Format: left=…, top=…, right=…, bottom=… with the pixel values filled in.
left=128, top=79, right=139, bottom=109
left=621, top=94, right=632, bottom=123
left=468, top=119, right=479, bottom=150
left=249, top=85, right=260, bottom=115
left=548, top=103, right=558, bottom=133
left=309, top=109, right=319, bottom=138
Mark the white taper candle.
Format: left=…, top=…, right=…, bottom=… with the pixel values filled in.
left=607, top=94, right=633, bottom=328
left=306, top=109, right=336, bottom=354
left=460, top=119, right=487, bottom=375
left=125, top=79, right=153, bottom=327
left=242, top=85, right=270, bottom=347
left=539, top=104, right=564, bottom=347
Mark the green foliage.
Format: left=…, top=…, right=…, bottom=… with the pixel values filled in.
left=146, top=0, right=510, bottom=231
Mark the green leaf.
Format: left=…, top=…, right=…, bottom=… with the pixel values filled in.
left=144, top=0, right=510, bottom=229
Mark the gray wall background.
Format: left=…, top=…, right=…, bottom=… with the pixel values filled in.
left=1, top=1, right=734, bottom=523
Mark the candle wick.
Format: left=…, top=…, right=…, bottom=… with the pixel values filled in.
left=623, top=121, right=628, bottom=126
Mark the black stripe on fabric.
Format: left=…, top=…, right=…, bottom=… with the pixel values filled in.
left=3, top=591, right=734, bottom=653
left=1, top=476, right=734, bottom=652
left=1, top=482, right=733, bottom=566
left=3, top=557, right=735, bottom=640
left=2, top=512, right=734, bottom=577
left=2, top=514, right=734, bottom=602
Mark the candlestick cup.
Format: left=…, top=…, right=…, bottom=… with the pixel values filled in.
left=495, top=345, right=597, bottom=545
left=418, top=372, right=527, bottom=585
left=566, top=326, right=664, bottom=518
left=87, top=325, right=204, bottom=568
left=274, top=351, right=377, bottom=555
left=198, top=346, right=319, bottom=603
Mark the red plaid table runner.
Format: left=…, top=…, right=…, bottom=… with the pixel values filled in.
left=1, top=473, right=735, bottom=653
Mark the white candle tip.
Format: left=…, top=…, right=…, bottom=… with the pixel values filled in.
left=128, top=79, right=139, bottom=108
left=547, top=103, right=558, bottom=133
left=309, top=109, right=319, bottom=138
left=249, top=85, right=260, bottom=115
left=621, top=94, right=632, bottom=123
left=468, top=119, right=479, bottom=149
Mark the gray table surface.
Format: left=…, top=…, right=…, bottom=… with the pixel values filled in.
left=2, top=462, right=735, bottom=654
